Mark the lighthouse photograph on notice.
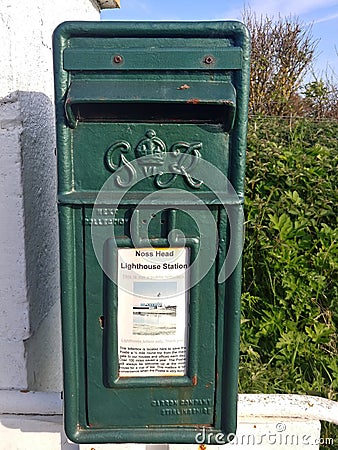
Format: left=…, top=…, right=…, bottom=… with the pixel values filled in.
left=132, top=281, right=178, bottom=336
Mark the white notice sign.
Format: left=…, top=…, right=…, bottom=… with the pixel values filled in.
left=117, top=247, right=189, bottom=377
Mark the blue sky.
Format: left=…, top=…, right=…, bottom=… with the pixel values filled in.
left=101, top=0, right=338, bottom=80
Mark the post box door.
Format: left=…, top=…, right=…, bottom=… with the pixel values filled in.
left=84, top=205, right=219, bottom=428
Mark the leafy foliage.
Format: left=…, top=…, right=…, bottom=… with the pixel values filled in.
left=243, top=10, right=317, bottom=116
left=239, top=118, right=338, bottom=404
left=303, top=77, right=338, bottom=119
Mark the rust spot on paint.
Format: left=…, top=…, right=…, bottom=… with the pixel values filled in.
left=99, top=315, right=104, bottom=329
left=187, top=98, right=200, bottom=104
left=199, top=445, right=207, bottom=450
left=20, top=389, right=30, bottom=393
left=192, top=375, right=198, bottom=386
left=177, top=84, right=190, bottom=90
left=222, top=100, right=236, bottom=108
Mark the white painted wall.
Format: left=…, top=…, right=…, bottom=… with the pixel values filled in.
left=0, top=0, right=99, bottom=392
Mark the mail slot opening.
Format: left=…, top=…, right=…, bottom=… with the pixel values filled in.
left=64, top=79, right=237, bottom=129
left=67, top=102, right=235, bottom=129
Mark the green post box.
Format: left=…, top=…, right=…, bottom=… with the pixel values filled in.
left=53, top=21, right=250, bottom=445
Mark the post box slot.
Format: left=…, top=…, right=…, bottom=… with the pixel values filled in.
left=69, top=103, right=234, bottom=126
left=65, top=80, right=236, bottom=129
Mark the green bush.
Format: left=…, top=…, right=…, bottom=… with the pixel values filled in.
left=240, top=117, right=338, bottom=401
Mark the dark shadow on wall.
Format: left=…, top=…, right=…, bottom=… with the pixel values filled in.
left=19, top=91, right=62, bottom=392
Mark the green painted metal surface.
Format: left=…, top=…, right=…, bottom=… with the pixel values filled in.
left=53, top=21, right=250, bottom=444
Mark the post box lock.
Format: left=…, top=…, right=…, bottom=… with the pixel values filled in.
left=53, top=21, right=250, bottom=445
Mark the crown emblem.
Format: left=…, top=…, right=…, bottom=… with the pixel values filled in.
left=135, top=130, right=166, bottom=175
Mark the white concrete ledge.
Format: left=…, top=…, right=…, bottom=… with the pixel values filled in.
left=0, top=390, right=62, bottom=415
left=238, top=394, right=338, bottom=425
